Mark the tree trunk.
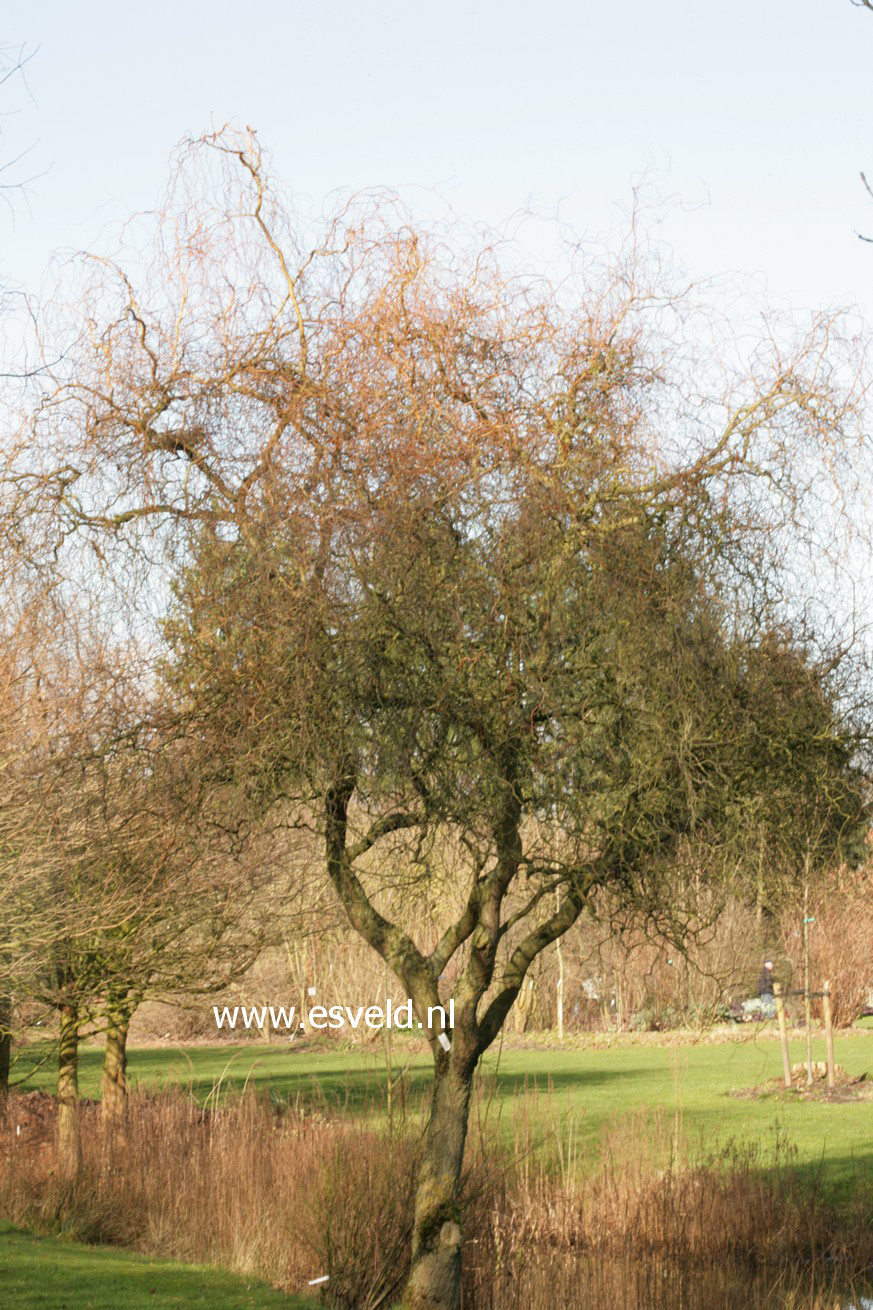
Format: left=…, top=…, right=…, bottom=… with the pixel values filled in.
left=402, top=1056, right=474, bottom=1310
left=0, top=994, right=11, bottom=1096
left=57, top=1001, right=81, bottom=1178
left=101, top=997, right=132, bottom=1150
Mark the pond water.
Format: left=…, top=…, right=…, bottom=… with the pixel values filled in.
left=466, top=1255, right=873, bottom=1309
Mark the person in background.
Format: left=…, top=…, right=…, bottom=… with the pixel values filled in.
left=757, top=959, right=776, bottom=1014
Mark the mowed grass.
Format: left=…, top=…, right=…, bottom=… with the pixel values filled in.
left=0, top=1223, right=316, bottom=1309
left=14, top=1027, right=873, bottom=1184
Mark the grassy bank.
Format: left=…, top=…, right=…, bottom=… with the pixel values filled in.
left=0, top=1223, right=316, bottom=1309
left=13, top=1028, right=873, bottom=1183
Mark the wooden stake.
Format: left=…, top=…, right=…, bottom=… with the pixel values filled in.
left=774, top=982, right=792, bottom=1089
left=556, top=887, right=564, bottom=1042
left=822, top=980, right=836, bottom=1090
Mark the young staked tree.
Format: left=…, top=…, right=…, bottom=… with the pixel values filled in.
left=22, top=132, right=870, bottom=1308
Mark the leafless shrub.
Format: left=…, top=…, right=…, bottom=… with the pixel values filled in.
left=801, top=867, right=873, bottom=1026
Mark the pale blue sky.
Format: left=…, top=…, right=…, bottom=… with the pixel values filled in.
left=2, top=1, right=872, bottom=316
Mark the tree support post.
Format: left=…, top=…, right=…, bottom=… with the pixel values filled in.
left=822, top=980, right=836, bottom=1090
left=0, top=995, right=11, bottom=1097
left=555, top=887, right=564, bottom=1042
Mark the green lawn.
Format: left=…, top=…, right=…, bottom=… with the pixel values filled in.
left=14, top=1028, right=873, bottom=1183
left=0, top=1224, right=317, bottom=1309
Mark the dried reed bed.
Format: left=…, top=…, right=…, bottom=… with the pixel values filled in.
left=1, top=1083, right=871, bottom=1309
left=0, top=1088, right=419, bottom=1306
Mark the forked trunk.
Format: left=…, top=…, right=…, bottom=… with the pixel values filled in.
left=402, top=1056, right=474, bottom=1310
left=57, top=1001, right=81, bottom=1178
left=101, top=998, right=132, bottom=1152
left=0, top=994, right=11, bottom=1096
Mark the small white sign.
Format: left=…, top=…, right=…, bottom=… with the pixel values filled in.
left=307, top=986, right=316, bottom=996
left=437, top=1032, right=451, bottom=1052
left=308, top=1275, right=330, bottom=1285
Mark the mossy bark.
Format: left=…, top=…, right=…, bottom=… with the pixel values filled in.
left=402, top=1056, right=474, bottom=1310
left=101, top=997, right=132, bottom=1148
left=57, top=1002, right=81, bottom=1178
